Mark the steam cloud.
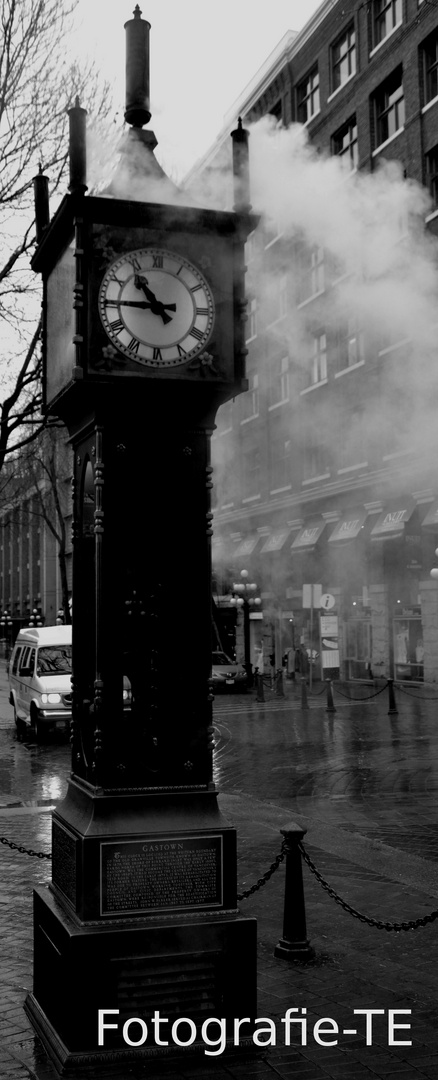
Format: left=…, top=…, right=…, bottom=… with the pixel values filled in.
left=196, top=116, right=438, bottom=506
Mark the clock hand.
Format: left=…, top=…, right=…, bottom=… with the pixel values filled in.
left=104, top=299, right=153, bottom=309
left=134, top=273, right=176, bottom=325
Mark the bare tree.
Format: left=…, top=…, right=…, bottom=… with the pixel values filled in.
left=0, top=0, right=111, bottom=474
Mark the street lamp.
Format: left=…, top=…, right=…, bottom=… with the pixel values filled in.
left=0, top=608, right=13, bottom=659
left=230, top=568, right=261, bottom=683
left=28, top=605, right=43, bottom=628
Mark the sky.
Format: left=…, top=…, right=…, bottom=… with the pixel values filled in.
left=71, top=0, right=323, bottom=180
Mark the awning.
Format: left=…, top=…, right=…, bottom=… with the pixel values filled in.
left=421, top=500, right=438, bottom=529
left=328, top=508, right=367, bottom=544
left=370, top=501, right=415, bottom=541
left=260, top=528, right=291, bottom=553
left=291, top=520, right=326, bottom=552
left=232, top=534, right=260, bottom=558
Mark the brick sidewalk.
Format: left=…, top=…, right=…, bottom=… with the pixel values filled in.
left=1, top=660, right=438, bottom=1077
left=1, top=793, right=438, bottom=1078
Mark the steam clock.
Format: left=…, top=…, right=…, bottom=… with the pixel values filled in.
left=25, top=8, right=257, bottom=1073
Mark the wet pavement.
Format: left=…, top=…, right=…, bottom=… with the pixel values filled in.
left=1, top=666, right=438, bottom=1077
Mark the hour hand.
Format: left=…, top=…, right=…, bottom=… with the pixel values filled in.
left=134, top=273, right=176, bottom=325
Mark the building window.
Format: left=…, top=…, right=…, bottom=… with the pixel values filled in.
left=298, top=245, right=324, bottom=304
left=338, top=409, right=367, bottom=471
left=297, top=66, right=320, bottom=124
left=426, top=145, right=438, bottom=204
left=269, top=355, right=289, bottom=408
left=241, top=372, right=259, bottom=423
left=331, top=25, right=356, bottom=92
left=270, top=99, right=283, bottom=123
left=373, top=0, right=402, bottom=49
left=279, top=274, right=288, bottom=318
left=421, top=32, right=438, bottom=106
left=305, top=333, right=327, bottom=388
left=302, top=432, right=328, bottom=481
left=335, top=318, right=364, bottom=373
left=373, top=68, right=404, bottom=148
left=332, top=117, right=358, bottom=169
left=242, top=446, right=260, bottom=498
left=270, top=436, right=291, bottom=490
left=246, top=297, right=257, bottom=342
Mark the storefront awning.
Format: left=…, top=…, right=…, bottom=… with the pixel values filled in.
left=232, top=534, right=260, bottom=558
left=421, top=499, right=438, bottom=529
left=370, top=501, right=415, bottom=541
left=328, top=508, right=367, bottom=544
left=260, top=528, right=292, bottom=553
left=291, top=520, right=326, bottom=552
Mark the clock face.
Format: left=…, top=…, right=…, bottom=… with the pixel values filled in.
left=98, top=248, right=215, bottom=368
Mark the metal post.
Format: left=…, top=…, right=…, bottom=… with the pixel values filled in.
left=326, top=679, right=336, bottom=713
left=300, top=676, right=308, bottom=710
left=274, top=822, right=315, bottom=962
left=387, top=678, right=398, bottom=715
left=275, top=669, right=285, bottom=697
left=256, top=673, right=265, bottom=702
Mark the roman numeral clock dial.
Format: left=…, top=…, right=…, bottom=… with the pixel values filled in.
left=98, top=248, right=215, bottom=368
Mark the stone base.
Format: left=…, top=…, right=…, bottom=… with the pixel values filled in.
left=274, top=936, right=315, bottom=963
left=25, top=886, right=257, bottom=1076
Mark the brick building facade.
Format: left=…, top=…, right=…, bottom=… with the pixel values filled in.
left=187, top=0, right=438, bottom=682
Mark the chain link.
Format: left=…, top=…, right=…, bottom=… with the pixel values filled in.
left=395, top=682, right=438, bottom=702
left=0, top=835, right=51, bottom=860
left=333, top=681, right=388, bottom=701
left=299, top=841, right=438, bottom=931
left=237, top=840, right=286, bottom=900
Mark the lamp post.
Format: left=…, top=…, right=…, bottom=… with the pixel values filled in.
left=0, top=608, right=13, bottom=659
left=230, top=568, right=261, bottom=683
left=28, top=605, right=43, bottom=628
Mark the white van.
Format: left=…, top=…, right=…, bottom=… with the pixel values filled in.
left=9, top=625, right=72, bottom=740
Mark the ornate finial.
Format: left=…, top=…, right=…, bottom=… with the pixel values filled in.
left=133, top=4, right=142, bottom=15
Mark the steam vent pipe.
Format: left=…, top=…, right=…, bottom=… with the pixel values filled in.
left=33, top=166, right=50, bottom=242
left=68, top=98, right=87, bottom=193
left=231, top=117, right=251, bottom=213
left=125, top=5, right=151, bottom=127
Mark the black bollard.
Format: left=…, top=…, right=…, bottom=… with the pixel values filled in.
left=326, top=679, right=336, bottom=713
left=275, top=669, right=285, bottom=697
left=387, top=678, right=398, bottom=715
left=256, top=673, right=265, bottom=702
left=274, top=822, right=315, bottom=962
left=300, top=676, right=308, bottom=709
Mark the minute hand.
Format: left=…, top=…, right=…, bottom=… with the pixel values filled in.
left=134, top=274, right=176, bottom=325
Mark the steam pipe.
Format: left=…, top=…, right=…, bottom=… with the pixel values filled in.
left=231, top=117, right=251, bottom=212
left=33, top=165, right=50, bottom=242
left=125, top=5, right=151, bottom=127
left=68, top=98, right=87, bottom=193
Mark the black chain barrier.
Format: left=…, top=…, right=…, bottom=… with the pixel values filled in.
left=3, top=828, right=438, bottom=932
left=307, top=684, right=327, bottom=697
left=395, top=682, right=438, bottom=702
left=332, top=681, right=388, bottom=701
left=299, top=841, right=438, bottom=931
left=0, top=835, right=51, bottom=859
left=237, top=840, right=287, bottom=901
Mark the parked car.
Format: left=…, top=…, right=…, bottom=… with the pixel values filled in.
left=9, top=625, right=72, bottom=741
left=210, top=650, right=247, bottom=693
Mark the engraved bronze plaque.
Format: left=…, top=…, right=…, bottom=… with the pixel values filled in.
left=100, top=834, right=223, bottom=916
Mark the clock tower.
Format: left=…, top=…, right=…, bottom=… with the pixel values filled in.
left=24, top=8, right=258, bottom=1073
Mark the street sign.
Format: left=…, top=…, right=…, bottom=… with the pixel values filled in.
left=320, top=593, right=335, bottom=610
left=302, top=584, right=322, bottom=609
